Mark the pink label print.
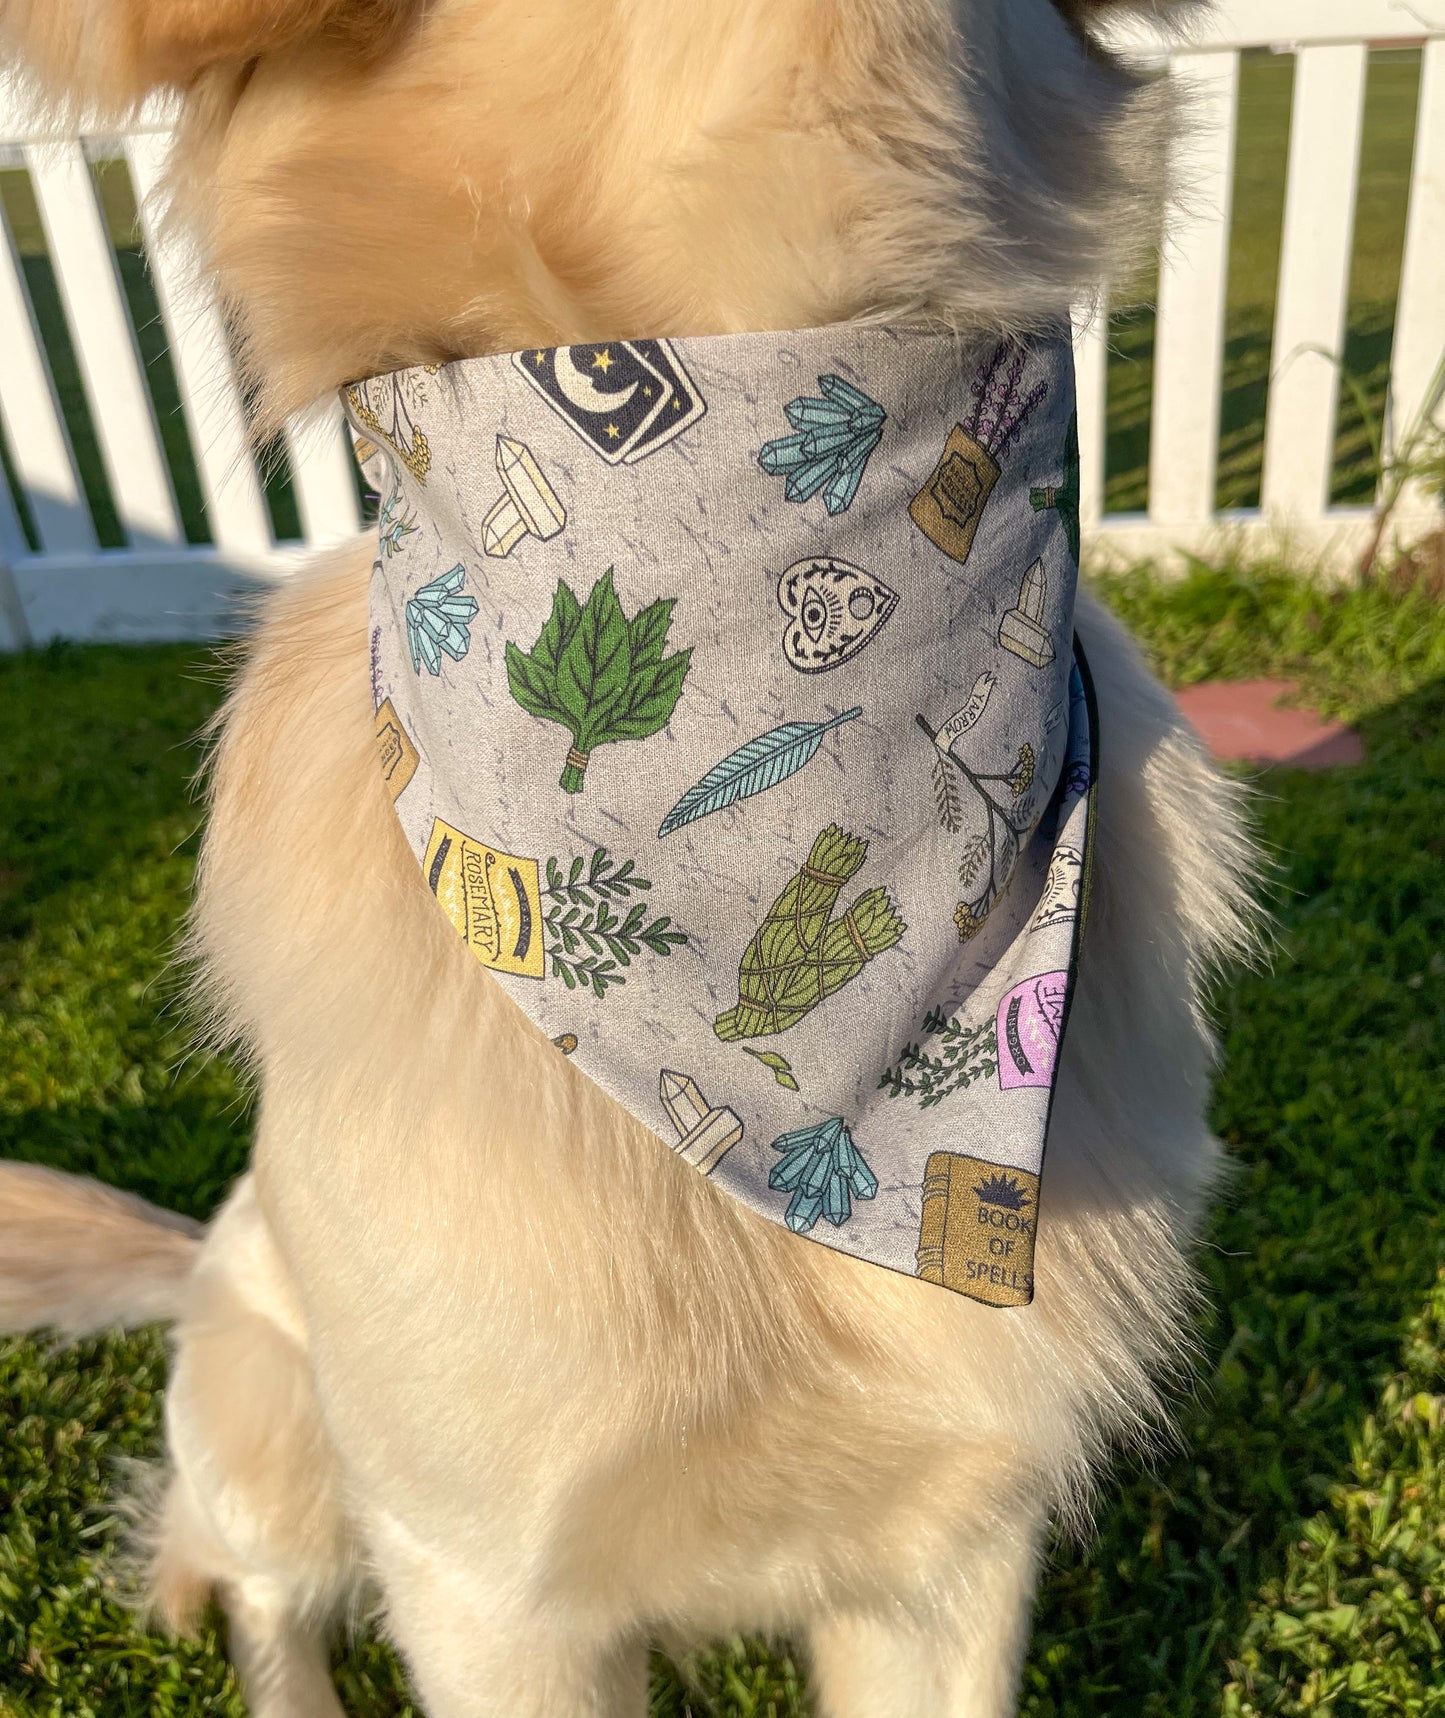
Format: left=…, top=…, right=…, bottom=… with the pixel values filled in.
left=996, top=971, right=1068, bottom=1090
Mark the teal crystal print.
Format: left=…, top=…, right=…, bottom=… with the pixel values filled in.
left=407, top=565, right=478, bottom=676
left=658, top=708, right=862, bottom=838
left=758, top=375, right=886, bottom=515
left=769, top=1116, right=878, bottom=1234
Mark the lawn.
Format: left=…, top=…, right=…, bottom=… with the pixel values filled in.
left=2, top=561, right=1444, bottom=1716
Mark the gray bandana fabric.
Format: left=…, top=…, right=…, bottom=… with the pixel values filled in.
left=343, top=325, right=1094, bottom=1309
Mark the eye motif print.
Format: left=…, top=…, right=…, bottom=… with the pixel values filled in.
left=777, top=556, right=898, bottom=673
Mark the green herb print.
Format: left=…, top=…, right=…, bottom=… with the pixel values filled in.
left=541, top=848, right=688, bottom=996
left=505, top=568, right=692, bottom=793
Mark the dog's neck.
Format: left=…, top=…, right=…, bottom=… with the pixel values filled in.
left=151, top=0, right=1175, bottom=432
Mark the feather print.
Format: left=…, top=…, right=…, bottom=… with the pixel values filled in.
left=658, top=708, right=862, bottom=838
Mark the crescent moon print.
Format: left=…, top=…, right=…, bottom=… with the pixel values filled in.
left=515, top=340, right=707, bottom=464
left=552, top=349, right=642, bottom=416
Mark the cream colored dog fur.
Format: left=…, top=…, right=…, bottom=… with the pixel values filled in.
left=0, top=2, right=1259, bottom=1714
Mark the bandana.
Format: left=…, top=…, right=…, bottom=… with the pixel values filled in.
left=343, top=325, right=1095, bottom=1309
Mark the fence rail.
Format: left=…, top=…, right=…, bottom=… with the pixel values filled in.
left=2, top=2, right=1444, bottom=647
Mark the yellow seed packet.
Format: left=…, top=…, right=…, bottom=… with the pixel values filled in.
left=373, top=699, right=420, bottom=802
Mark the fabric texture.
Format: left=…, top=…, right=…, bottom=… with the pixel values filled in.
left=343, top=324, right=1094, bottom=1308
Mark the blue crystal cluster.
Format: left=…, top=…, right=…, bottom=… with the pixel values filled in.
left=769, top=1117, right=878, bottom=1233
left=758, top=375, right=886, bottom=515
left=406, top=565, right=478, bottom=676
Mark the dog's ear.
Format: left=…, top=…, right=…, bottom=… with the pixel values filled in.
left=1, top=0, right=413, bottom=111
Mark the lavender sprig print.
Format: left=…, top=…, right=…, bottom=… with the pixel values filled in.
left=960, top=342, right=1048, bottom=459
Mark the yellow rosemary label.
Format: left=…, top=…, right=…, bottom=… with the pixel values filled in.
left=422, top=820, right=544, bottom=979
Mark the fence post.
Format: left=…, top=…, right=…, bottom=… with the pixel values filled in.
left=126, top=129, right=275, bottom=556
left=1390, top=37, right=1445, bottom=528
left=25, top=138, right=184, bottom=546
left=1148, top=50, right=1240, bottom=530
left=1260, top=43, right=1369, bottom=523
left=0, top=192, right=95, bottom=554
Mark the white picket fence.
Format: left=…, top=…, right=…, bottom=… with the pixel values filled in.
left=1082, top=0, right=1445, bottom=571
left=0, top=0, right=1442, bottom=648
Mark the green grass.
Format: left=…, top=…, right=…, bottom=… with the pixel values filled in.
left=2, top=562, right=1444, bottom=1714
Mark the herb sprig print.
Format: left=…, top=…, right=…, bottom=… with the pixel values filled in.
left=506, top=569, right=692, bottom=792
left=541, top=848, right=687, bottom=996
left=880, top=1008, right=998, bottom=1106
left=917, top=715, right=1037, bottom=941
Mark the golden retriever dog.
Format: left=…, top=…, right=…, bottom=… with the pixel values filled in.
left=0, top=2, right=1259, bottom=1714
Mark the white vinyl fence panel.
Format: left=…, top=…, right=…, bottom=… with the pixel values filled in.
left=1, top=0, right=1443, bottom=646
left=0, top=99, right=363, bottom=647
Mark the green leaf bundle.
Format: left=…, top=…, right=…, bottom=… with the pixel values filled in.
left=714, top=824, right=906, bottom=1042
left=505, top=568, right=692, bottom=793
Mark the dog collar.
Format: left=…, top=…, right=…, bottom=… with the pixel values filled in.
left=344, top=323, right=1093, bottom=1308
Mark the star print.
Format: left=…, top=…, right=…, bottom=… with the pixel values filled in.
left=592, top=349, right=614, bottom=373
left=532, top=351, right=545, bottom=366
left=605, top=424, right=620, bottom=439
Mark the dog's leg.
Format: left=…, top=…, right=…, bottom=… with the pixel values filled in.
left=373, top=1548, right=648, bottom=1718
left=218, top=1573, right=346, bottom=1718
left=154, top=1470, right=345, bottom=1718
left=147, top=1176, right=355, bottom=1718
left=806, top=1512, right=1045, bottom=1718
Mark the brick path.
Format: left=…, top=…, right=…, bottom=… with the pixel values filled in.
left=1173, top=679, right=1364, bottom=770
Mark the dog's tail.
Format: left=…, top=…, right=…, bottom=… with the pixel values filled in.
left=0, top=1161, right=204, bottom=1338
